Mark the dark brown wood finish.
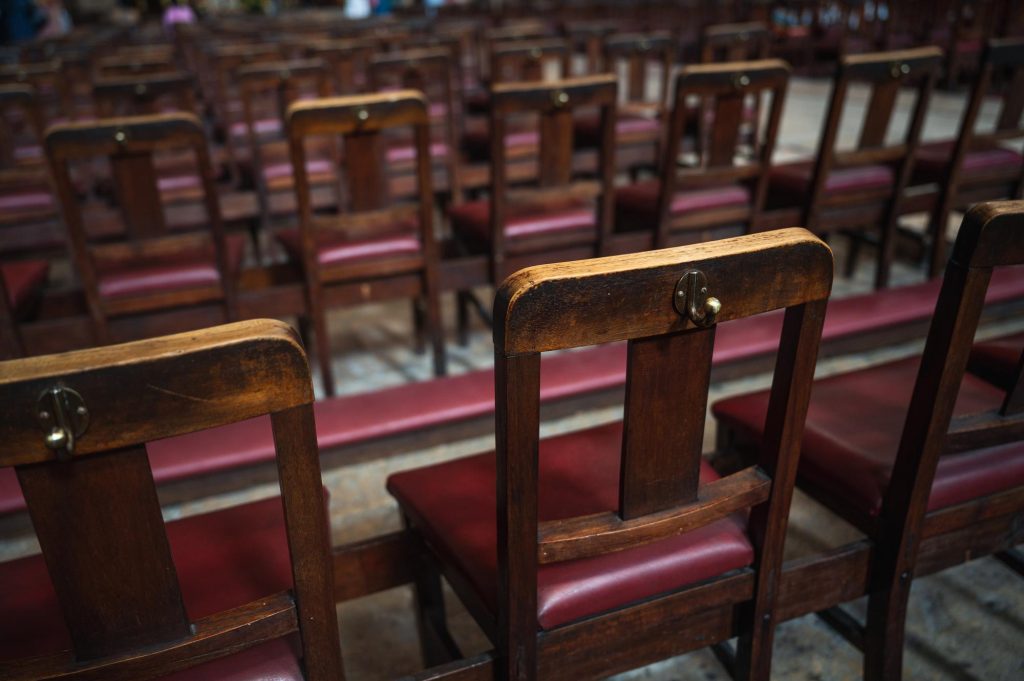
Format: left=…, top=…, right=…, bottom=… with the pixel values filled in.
left=802, top=47, right=942, bottom=288
left=286, top=92, right=447, bottom=395
left=401, top=228, right=833, bottom=680
left=0, top=319, right=343, bottom=680
left=44, top=113, right=237, bottom=343
left=919, top=37, right=1024, bottom=277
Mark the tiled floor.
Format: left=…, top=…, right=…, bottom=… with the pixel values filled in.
left=4, top=77, right=1024, bottom=679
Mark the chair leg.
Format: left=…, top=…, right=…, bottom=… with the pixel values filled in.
left=456, top=290, right=471, bottom=347
left=412, top=298, right=427, bottom=355
left=425, top=291, right=447, bottom=378
left=404, top=517, right=460, bottom=666
left=844, top=233, right=863, bottom=279
left=863, top=577, right=912, bottom=681
left=309, top=291, right=335, bottom=397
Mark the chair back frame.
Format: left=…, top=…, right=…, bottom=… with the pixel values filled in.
left=805, top=47, right=942, bottom=289
left=654, top=60, right=790, bottom=248
left=700, top=22, right=772, bottom=63
left=492, top=228, right=833, bottom=679
left=45, top=113, right=235, bottom=336
left=0, top=319, right=342, bottom=680
left=602, top=32, right=674, bottom=108
left=92, top=72, right=199, bottom=118
left=487, top=74, right=618, bottom=279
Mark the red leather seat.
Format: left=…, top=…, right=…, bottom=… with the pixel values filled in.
left=95, top=233, right=246, bottom=301
left=262, top=158, right=335, bottom=185
left=911, top=140, right=1024, bottom=184
left=713, top=357, right=1024, bottom=519
left=0, top=495, right=305, bottom=679
left=767, top=161, right=895, bottom=207
left=388, top=421, right=754, bottom=630
left=614, top=180, right=751, bottom=231
left=276, top=224, right=421, bottom=269
left=386, top=141, right=450, bottom=164
left=574, top=109, right=660, bottom=147
left=0, top=190, right=54, bottom=214
left=228, top=118, right=283, bottom=140
left=967, top=331, right=1024, bottom=391
left=450, top=197, right=595, bottom=253
left=2, top=259, right=48, bottom=312
left=461, top=122, right=539, bottom=160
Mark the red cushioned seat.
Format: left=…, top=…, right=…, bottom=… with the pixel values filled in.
left=767, top=161, right=895, bottom=207
left=0, top=494, right=304, bottom=678
left=911, top=140, right=1024, bottom=185
left=461, top=121, right=539, bottom=160
left=388, top=421, right=754, bottom=630
left=2, top=259, right=48, bottom=312
left=614, top=179, right=751, bottom=232
left=0, top=190, right=55, bottom=213
left=574, top=109, right=660, bottom=147
left=157, top=174, right=202, bottom=194
left=450, top=197, right=595, bottom=252
left=713, top=357, right=1024, bottom=520
left=968, top=331, right=1024, bottom=391
left=262, top=158, right=335, bottom=184
left=13, top=144, right=43, bottom=161
left=229, top=118, right=283, bottom=139
left=276, top=223, right=421, bottom=269
left=95, top=233, right=246, bottom=300
left=386, top=141, right=450, bottom=164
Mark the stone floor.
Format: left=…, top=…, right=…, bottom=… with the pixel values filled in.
left=4, top=77, right=1024, bottom=679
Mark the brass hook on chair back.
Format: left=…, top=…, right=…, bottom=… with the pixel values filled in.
left=36, top=386, right=89, bottom=462
left=674, top=270, right=721, bottom=327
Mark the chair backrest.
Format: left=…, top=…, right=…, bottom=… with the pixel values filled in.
left=0, top=61, right=71, bottom=124
left=942, top=37, right=1024, bottom=192
left=651, top=60, right=789, bottom=247
left=92, top=72, right=199, bottom=118
left=207, top=44, right=283, bottom=132
left=490, top=39, right=571, bottom=85
left=881, top=200, right=1024, bottom=582
left=305, top=38, right=375, bottom=96
left=803, top=47, right=943, bottom=228
left=286, top=91, right=439, bottom=277
left=492, top=227, right=832, bottom=676
left=369, top=48, right=463, bottom=200
left=488, top=74, right=617, bottom=258
left=0, top=319, right=342, bottom=680
left=45, top=114, right=231, bottom=322
left=564, top=20, right=616, bottom=74
left=0, top=84, right=46, bottom=170
left=237, top=59, right=330, bottom=145
left=95, top=53, right=178, bottom=79
left=602, top=32, right=675, bottom=107
left=700, top=22, right=771, bottom=63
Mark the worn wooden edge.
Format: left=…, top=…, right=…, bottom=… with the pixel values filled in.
left=537, top=466, right=770, bottom=564
left=490, top=73, right=617, bottom=106
left=494, top=228, right=833, bottom=354
left=677, top=58, right=790, bottom=86
left=841, top=46, right=944, bottom=72
left=951, top=200, right=1024, bottom=269
left=0, top=319, right=312, bottom=465
left=0, top=591, right=297, bottom=681
left=44, top=112, right=206, bottom=158
left=287, top=89, right=428, bottom=135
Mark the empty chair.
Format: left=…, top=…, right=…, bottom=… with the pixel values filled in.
left=276, top=92, right=447, bottom=396
left=45, top=113, right=243, bottom=343
left=767, top=47, right=942, bottom=288
left=390, top=228, right=833, bottom=680
left=713, top=201, right=1024, bottom=680
left=613, top=60, right=789, bottom=250
left=0, top=319, right=342, bottom=679
left=450, top=75, right=617, bottom=287
left=910, top=37, right=1024, bottom=277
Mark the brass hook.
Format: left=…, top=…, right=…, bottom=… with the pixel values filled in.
left=36, top=386, right=89, bottom=462
left=674, top=270, right=721, bottom=327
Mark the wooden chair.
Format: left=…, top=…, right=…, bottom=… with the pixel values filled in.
left=92, top=72, right=199, bottom=119
left=451, top=74, right=617, bottom=288
left=0, top=319, right=343, bottom=680
left=713, top=200, right=1024, bottom=681
left=573, top=32, right=673, bottom=156
left=388, top=228, right=834, bottom=680
left=0, top=61, right=73, bottom=125
left=235, top=59, right=335, bottom=228
left=701, top=22, right=771, bottom=63
left=766, top=47, right=942, bottom=289
left=368, top=47, right=463, bottom=201
left=277, top=92, right=447, bottom=396
left=304, top=38, right=376, bottom=96
left=46, top=113, right=243, bottom=343
left=613, top=60, right=790, bottom=251
left=910, top=37, right=1024, bottom=278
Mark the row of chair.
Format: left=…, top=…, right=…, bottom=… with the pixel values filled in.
left=0, top=202, right=1020, bottom=680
